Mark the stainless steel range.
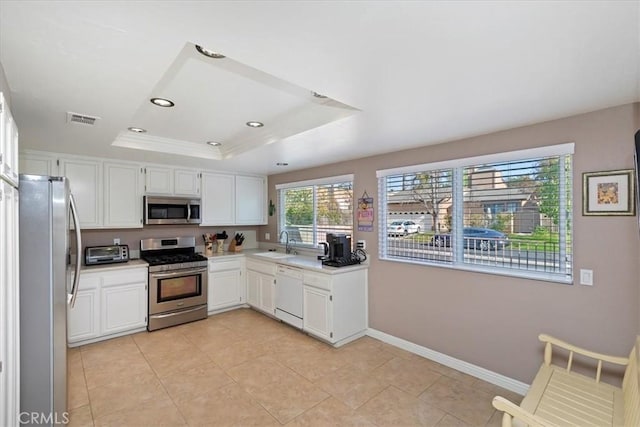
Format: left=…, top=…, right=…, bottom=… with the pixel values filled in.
left=140, top=236, right=208, bottom=331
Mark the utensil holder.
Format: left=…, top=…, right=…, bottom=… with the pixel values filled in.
left=205, top=242, right=214, bottom=257
left=228, top=240, right=243, bottom=252
left=216, top=240, right=224, bottom=253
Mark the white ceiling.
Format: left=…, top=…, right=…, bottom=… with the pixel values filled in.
left=1, top=1, right=639, bottom=175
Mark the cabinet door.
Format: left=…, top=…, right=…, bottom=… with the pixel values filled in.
left=60, top=158, right=102, bottom=228
left=104, top=162, right=143, bottom=228
left=145, top=166, right=173, bottom=194
left=259, top=273, right=276, bottom=315
left=0, top=93, right=19, bottom=186
left=0, top=182, right=19, bottom=426
left=303, top=286, right=332, bottom=341
left=246, top=269, right=260, bottom=307
left=235, top=175, right=266, bottom=225
left=201, top=173, right=235, bottom=225
left=19, top=152, right=57, bottom=176
left=208, top=269, right=242, bottom=312
left=68, top=274, right=101, bottom=343
left=174, top=169, right=200, bottom=196
left=101, top=282, right=147, bottom=335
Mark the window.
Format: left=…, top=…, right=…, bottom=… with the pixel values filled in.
left=277, top=175, right=354, bottom=247
left=378, top=144, right=573, bottom=283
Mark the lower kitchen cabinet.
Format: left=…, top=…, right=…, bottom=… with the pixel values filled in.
left=68, top=265, right=147, bottom=346
left=246, top=259, right=276, bottom=316
left=208, top=257, right=245, bottom=313
left=303, top=268, right=368, bottom=346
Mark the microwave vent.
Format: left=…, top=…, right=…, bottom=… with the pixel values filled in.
left=67, top=112, right=100, bottom=126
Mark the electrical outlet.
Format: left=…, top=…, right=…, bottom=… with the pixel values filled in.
left=357, top=240, right=366, bottom=250
left=113, top=238, right=120, bottom=245
left=580, top=269, right=593, bottom=286
left=265, top=232, right=271, bottom=240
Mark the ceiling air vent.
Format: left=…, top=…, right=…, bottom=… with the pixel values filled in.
left=66, top=112, right=100, bottom=126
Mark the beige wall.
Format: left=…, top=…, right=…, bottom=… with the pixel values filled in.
left=261, top=103, right=640, bottom=384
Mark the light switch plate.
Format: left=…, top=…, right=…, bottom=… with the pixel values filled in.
left=579, top=269, right=593, bottom=286
left=265, top=232, right=270, bottom=241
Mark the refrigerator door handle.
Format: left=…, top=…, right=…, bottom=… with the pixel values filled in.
left=68, top=193, right=83, bottom=308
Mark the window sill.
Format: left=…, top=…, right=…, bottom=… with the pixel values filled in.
left=380, top=255, right=573, bottom=285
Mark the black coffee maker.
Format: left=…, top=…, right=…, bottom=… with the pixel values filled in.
left=321, top=233, right=352, bottom=261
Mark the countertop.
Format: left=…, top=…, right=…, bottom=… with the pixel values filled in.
left=75, top=251, right=368, bottom=274
left=79, top=258, right=149, bottom=272
left=205, top=248, right=369, bottom=274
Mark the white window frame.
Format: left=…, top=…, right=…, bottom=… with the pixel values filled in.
left=377, top=144, right=574, bottom=284
left=276, top=174, right=354, bottom=248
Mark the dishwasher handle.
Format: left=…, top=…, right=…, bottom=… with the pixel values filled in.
left=276, top=265, right=303, bottom=279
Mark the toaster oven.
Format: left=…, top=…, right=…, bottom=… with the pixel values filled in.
left=84, top=245, right=129, bottom=266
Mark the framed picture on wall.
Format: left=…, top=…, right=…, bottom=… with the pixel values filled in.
left=582, top=169, right=636, bottom=216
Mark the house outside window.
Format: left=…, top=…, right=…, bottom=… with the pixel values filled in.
left=378, top=144, right=574, bottom=283
left=277, top=175, right=354, bottom=247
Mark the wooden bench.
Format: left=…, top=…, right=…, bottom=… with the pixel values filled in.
left=492, top=334, right=640, bottom=427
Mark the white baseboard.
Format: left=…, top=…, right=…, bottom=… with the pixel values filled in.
left=367, top=328, right=529, bottom=396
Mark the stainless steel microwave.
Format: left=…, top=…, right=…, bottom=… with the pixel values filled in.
left=144, top=196, right=202, bottom=225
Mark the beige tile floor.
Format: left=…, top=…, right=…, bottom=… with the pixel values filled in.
left=68, top=308, right=522, bottom=426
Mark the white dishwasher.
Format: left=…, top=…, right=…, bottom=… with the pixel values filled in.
left=275, top=264, right=304, bottom=329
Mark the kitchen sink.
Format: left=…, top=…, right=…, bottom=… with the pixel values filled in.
left=253, top=252, right=295, bottom=259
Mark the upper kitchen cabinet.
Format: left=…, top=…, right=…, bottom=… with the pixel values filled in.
left=202, top=173, right=266, bottom=226
left=144, top=166, right=200, bottom=197
left=235, top=175, right=267, bottom=225
left=60, top=158, right=102, bottom=228
left=174, top=168, right=201, bottom=196
left=144, top=166, right=173, bottom=195
left=19, top=151, right=57, bottom=176
left=104, top=162, right=143, bottom=228
left=0, top=93, right=19, bottom=187
left=201, top=172, right=235, bottom=225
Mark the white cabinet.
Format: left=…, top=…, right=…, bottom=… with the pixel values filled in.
left=202, top=173, right=266, bottom=226
left=246, top=259, right=276, bottom=316
left=67, top=273, right=100, bottom=342
left=303, top=286, right=332, bottom=341
left=302, top=269, right=368, bottom=346
left=145, top=166, right=200, bottom=196
left=174, top=169, right=200, bottom=196
left=68, top=266, right=148, bottom=346
left=104, top=162, right=143, bottom=228
left=208, top=257, right=245, bottom=313
left=0, top=93, right=19, bottom=187
left=0, top=181, right=19, bottom=427
left=60, top=158, right=102, bottom=228
left=19, top=151, right=57, bottom=176
left=201, top=172, right=235, bottom=225
left=144, top=166, right=173, bottom=195
left=100, top=270, right=147, bottom=335
left=235, top=175, right=266, bottom=225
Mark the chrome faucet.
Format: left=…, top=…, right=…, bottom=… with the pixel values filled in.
left=279, top=230, right=291, bottom=254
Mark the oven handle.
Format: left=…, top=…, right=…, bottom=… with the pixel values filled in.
left=187, top=204, right=191, bottom=221
left=150, top=267, right=207, bottom=279
left=151, top=305, right=206, bottom=319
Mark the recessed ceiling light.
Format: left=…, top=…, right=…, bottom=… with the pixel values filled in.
left=276, top=162, right=289, bottom=166
left=207, top=141, right=222, bottom=147
left=195, top=45, right=226, bottom=59
left=150, top=97, right=175, bottom=107
left=312, top=91, right=327, bottom=99
left=127, top=127, right=147, bottom=133
left=246, top=121, right=264, bottom=128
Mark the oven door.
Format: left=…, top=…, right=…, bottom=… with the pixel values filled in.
left=148, top=267, right=208, bottom=315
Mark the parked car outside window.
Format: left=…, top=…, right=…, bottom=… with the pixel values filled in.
left=387, top=220, right=421, bottom=236
left=431, top=227, right=509, bottom=251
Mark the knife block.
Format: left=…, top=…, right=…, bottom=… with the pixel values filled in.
left=228, top=240, right=243, bottom=252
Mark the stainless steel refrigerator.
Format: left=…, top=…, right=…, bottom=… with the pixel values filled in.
left=18, top=175, right=82, bottom=426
